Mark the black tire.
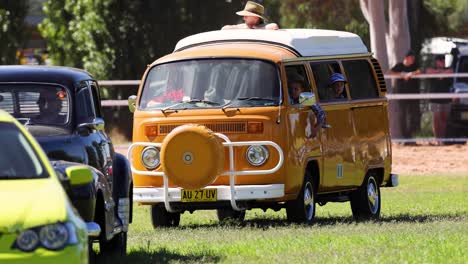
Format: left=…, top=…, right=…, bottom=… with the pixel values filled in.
left=216, top=208, right=246, bottom=222
left=350, top=174, right=381, bottom=220
left=286, top=171, right=316, bottom=224
left=151, top=205, right=180, bottom=228
left=99, top=231, right=127, bottom=257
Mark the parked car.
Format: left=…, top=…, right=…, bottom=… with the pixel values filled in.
left=447, top=45, right=468, bottom=138
left=0, top=110, right=89, bottom=264
left=128, top=29, right=398, bottom=227
left=0, top=66, right=132, bottom=255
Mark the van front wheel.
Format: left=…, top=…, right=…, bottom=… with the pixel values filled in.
left=350, top=174, right=381, bottom=220
left=286, top=172, right=315, bottom=224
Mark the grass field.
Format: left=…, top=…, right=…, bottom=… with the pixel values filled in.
left=95, top=174, right=467, bottom=263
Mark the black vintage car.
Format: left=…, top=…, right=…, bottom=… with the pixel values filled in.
left=0, top=65, right=132, bottom=256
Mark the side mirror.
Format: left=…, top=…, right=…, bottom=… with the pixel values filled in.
left=128, top=95, right=137, bottom=113
left=65, top=165, right=93, bottom=186
left=299, top=92, right=316, bottom=106
left=77, top=118, right=105, bottom=134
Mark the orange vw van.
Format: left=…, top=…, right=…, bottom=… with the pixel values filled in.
left=128, top=29, right=398, bottom=227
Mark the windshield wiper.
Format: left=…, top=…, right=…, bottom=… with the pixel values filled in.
left=161, top=99, right=221, bottom=114
left=222, top=97, right=277, bottom=111
left=237, top=97, right=277, bottom=102
left=185, top=99, right=220, bottom=105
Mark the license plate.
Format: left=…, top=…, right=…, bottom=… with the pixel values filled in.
left=181, top=188, right=217, bottom=202
left=461, top=112, right=468, bottom=120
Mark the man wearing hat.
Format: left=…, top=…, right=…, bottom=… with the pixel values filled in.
left=328, top=73, right=347, bottom=100
left=222, top=1, right=279, bottom=30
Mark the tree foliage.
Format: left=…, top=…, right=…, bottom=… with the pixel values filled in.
left=0, top=0, right=29, bottom=65
left=278, top=0, right=370, bottom=48
left=39, top=0, right=113, bottom=79
left=39, top=0, right=243, bottom=82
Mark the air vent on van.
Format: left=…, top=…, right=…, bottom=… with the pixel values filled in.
left=371, top=58, right=387, bottom=93
left=159, top=122, right=248, bottom=135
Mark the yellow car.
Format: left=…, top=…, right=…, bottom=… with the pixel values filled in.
left=0, top=110, right=90, bottom=264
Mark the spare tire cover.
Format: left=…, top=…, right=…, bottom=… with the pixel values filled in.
left=161, top=124, right=225, bottom=189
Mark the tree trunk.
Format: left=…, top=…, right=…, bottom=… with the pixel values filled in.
left=387, top=0, right=412, bottom=140
left=387, top=0, right=410, bottom=69
left=360, top=0, right=389, bottom=71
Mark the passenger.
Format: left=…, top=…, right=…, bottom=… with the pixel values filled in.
left=288, top=73, right=305, bottom=104
left=328, top=73, right=347, bottom=100
left=222, top=1, right=279, bottom=30
left=287, top=72, right=326, bottom=128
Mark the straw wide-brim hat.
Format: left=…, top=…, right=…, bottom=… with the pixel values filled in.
left=236, top=1, right=266, bottom=20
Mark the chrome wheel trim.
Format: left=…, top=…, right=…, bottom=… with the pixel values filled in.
left=303, top=182, right=315, bottom=220
left=367, top=177, right=379, bottom=214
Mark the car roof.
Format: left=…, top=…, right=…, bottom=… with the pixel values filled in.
left=0, top=65, right=94, bottom=88
left=174, top=29, right=369, bottom=57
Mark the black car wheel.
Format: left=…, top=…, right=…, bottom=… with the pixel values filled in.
left=350, top=174, right=381, bottom=220
left=286, top=171, right=316, bottom=224
left=216, top=208, right=246, bottom=222
left=151, top=205, right=180, bottom=228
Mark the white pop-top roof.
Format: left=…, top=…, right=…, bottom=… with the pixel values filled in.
left=174, top=29, right=369, bottom=57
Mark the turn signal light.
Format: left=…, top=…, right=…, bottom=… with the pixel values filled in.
left=247, top=122, right=263, bottom=133
left=145, top=125, right=159, bottom=137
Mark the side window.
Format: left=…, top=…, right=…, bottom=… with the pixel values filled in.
left=309, top=61, right=344, bottom=101
left=342, top=60, right=379, bottom=99
left=76, top=84, right=95, bottom=123
left=89, top=81, right=102, bottom=118
left=285, top=65, right=310, bottom=105
left=0, top=91, right=15, bottom=114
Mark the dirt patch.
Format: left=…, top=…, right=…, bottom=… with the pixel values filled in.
left=116, top=143, right=468, bottom=176
left=391, top=143, right=468, bottom=175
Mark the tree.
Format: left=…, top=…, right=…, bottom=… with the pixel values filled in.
left=0, top=0, right=29, bottom=65
left=39, top=0, right=113, bottom=79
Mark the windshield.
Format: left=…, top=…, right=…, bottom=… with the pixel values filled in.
left=0, top=122, right=47, bottom=179
left=0, top=84, right=70, bottom=126
left=457, top=56, right=468, bottom=84
left=139, top=59, right=280, bottom=110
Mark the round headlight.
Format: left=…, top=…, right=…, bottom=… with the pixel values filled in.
left=39, top=223, right=69, bottom=250
left=142, top=146, right=160, bottom=169
left=16, top=229, right=39, bottom=252
left=246, top=145, right=269, bottom=166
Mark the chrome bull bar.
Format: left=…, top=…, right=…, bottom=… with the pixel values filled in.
left=127, top=133, right=284, bottom=212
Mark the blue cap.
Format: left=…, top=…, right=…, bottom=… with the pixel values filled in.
left=329, top=73, right=346, bottom=85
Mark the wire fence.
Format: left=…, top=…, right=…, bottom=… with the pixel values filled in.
left=99, top=73, right=468, bottom=143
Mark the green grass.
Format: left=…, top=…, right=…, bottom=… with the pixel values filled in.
left=96, top=174, right=468, bottom=263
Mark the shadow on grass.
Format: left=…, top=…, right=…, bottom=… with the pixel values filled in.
left=94, top=247, right=222, bottom=264
left=171, top=213, right=466, bottom=230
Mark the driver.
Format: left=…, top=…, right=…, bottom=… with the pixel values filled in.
left=34, top=91, right=66, bottom=124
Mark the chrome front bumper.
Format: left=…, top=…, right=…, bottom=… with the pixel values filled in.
left=86, top=222, right=101, bottom=238
left=134, top=184, right=285, bottom=203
